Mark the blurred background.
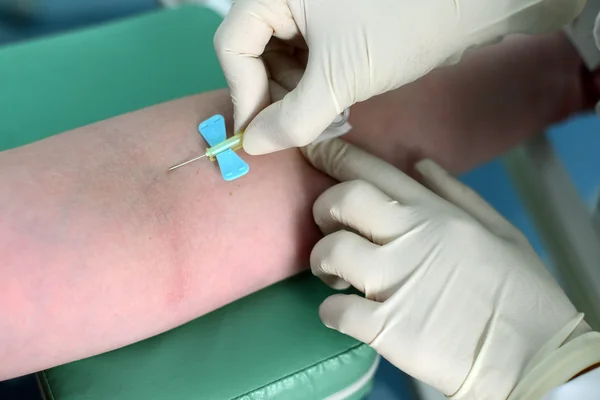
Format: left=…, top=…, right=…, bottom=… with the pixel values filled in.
left=0, top=0, right=158, bottom=45
left=0, top=1, right=599, bottom=399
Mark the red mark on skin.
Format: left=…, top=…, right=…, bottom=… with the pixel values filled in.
left=150, top=201, right=192, bottom=307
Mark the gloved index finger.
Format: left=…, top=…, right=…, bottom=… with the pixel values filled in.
left=214, top=1, right=296, bottom=132
left=301, top=139, right=436, bottom=205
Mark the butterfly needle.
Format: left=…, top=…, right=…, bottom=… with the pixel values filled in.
left=168, top=153, right=207, bottom=172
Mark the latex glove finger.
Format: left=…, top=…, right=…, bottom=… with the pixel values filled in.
left=310, top=230, right=379, bottom=291
left=319, top=294, right=382, bottom=345
left=301, top=138, right=436, bottom=206
left=243, top=57, right=342, bottom=154
left=214, top=1, right=297, bottom=132
left=313, top=180, right=416, bottom=245
left=415, top=159, right=528, bottom=245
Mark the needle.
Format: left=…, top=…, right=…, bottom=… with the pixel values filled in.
left=168, top=153, right=207, bottom=171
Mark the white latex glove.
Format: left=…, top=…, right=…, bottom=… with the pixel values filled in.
left=214, top=0, right=585, bottom=155
left=302, top=139, right=600, bottom=399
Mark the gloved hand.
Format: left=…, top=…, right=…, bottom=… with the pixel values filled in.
left=302, top=138, right=600, bottom=399
left=214, top=0, right=585, bottom=155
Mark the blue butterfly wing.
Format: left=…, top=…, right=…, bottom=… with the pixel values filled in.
left=198, top=114, right=226, bottom=146
left=216, top=149, right=249, bottom=181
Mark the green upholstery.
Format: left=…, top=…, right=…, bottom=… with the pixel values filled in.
left=38, top=273, right=376, bottom=400
left=0, top=6, right=226, bottom=148
left=0, top=6, right=377, bottom=399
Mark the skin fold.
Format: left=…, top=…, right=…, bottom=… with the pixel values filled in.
left=0, top=31, right=597, bottom=380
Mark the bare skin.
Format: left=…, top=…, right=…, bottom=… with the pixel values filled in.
left=0, top=31, right=598, bottom=380
left=351, top=33, right=598, bottom=173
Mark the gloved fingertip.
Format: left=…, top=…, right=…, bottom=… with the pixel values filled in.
left=242, top=127, right=283, bottom=155
left=299, top=138, right=352, bottom=178
left=241, top=139, right=266, bottom=156
left=414, top=158, right=447, bottom=179
left=318, top=294, right=346, bottom=330
left=319, top=294, right=381, bottom=343
left=322, top=322, right=334, bottom=330
left=313, top=268, right=352, bottom=290
left=329, top=278, right=352, bottom=291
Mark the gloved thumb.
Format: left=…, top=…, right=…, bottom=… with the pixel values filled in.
left=319, top=293, right=382, bottom=345
left=301, top=138, right=433, bottom=205
left=415, top=159, right=527, bottom=245
left=243, top=62, right=342, bottom=155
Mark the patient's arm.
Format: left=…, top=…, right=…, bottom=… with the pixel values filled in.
left=351, top=32, right=599, bottom=173
left=0, top=91, right=336, bottom=380
left=0, top=31, right=595, bottom=381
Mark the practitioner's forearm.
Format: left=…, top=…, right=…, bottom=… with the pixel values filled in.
left=0, top=91, right=333, bottom=380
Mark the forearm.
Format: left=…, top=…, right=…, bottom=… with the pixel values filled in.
left=350, top=31, right=597, bottom=174
left=0, top=91, right=334, bottom=379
